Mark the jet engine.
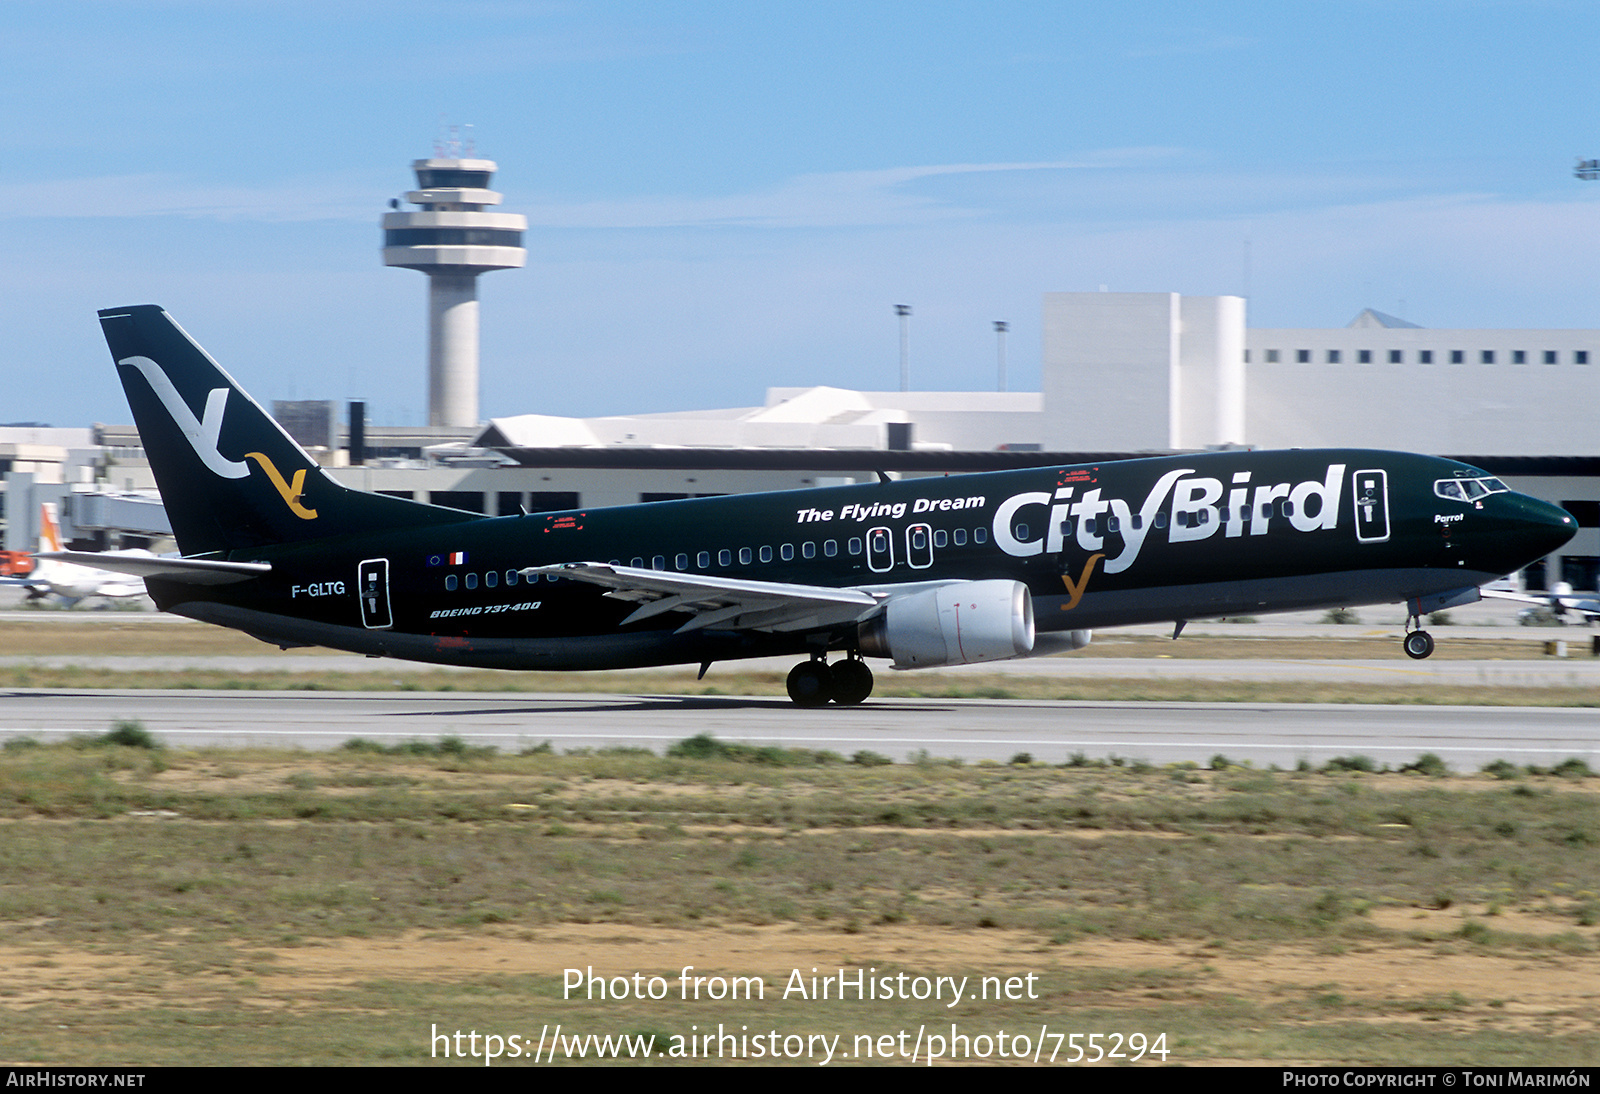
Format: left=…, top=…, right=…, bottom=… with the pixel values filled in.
left=858, top=579, right=1034, bottom=668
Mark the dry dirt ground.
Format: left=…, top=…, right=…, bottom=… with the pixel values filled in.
left=4, top=916, right=1596, bottom=1065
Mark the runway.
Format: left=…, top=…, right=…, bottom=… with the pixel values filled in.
left=3, top=687, right=1594, bottom=771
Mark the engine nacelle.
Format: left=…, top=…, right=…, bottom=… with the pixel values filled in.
left=858, top=579, right=1034, bottom=668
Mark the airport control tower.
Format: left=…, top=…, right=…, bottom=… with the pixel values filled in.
left=382, top=146, right=526, bottom=427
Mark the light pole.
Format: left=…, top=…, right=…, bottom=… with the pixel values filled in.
left=895, top=304, right=912, bottom=392
left=993, top=320, right=1008, bottom=392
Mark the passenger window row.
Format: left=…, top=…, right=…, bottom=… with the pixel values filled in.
left=440, top=527, right=993, bottom=591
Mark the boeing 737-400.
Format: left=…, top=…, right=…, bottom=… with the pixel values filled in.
left=39, top=306, right=1578, bottom=705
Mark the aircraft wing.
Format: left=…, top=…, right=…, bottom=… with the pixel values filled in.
left=1480, top=589, right=1546, bottom=606
left=523, top=562, right=884, bottom=634
left=1480, top=587, right=1600, bottom=619
left=34, top=552, right=272, bottom=587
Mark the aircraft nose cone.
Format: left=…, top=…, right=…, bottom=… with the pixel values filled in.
left=1506, top=495, right=1578, bottom=559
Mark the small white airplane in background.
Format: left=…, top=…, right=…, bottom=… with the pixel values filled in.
left=1481, top=581, right=1600, bottom=625
left=10, top=503, right=150, bottom=607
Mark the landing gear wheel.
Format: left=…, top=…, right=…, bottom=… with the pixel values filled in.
left=1403, top=629, right=1435, bottom=660
left=786, top=661, right=834, bottom=707
left=828, top=658, right=874, bottom=705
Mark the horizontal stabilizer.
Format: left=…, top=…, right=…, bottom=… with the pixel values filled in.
left=35, top=552, right=271, bottom=586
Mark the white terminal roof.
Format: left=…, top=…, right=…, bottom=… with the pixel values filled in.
left=475, top=386, right=1041, bottom=451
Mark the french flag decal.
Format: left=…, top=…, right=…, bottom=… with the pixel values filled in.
left=448, top=551, right=467, bottom=565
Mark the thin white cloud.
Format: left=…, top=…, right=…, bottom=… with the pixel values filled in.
left=523, top=160, right=1105, bottom=229
left=518, top=151, right=1186, bottom=230
left=1123, top=33, right=1255, bottom=59
left=3, top=155, right=1172, bottom=229
left=0, top=174, right=377, bottom=222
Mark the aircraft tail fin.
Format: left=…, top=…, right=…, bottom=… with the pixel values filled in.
left=39, top=502, right=63, bottom=554
left=98, top=305, right=478, bottom=556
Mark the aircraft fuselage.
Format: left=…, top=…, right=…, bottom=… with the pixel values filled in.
left=147, top=448, right=1572, bottom=672
left=78, top=305, right=1578, bottom=702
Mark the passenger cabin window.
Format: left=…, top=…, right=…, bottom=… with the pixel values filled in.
left=485, top=571, right=498, bottom=588
left=953, top=528, right=967, bottom=546
left=698, top=551, right=710, bottom=567
left=465, top=573, right=478, bottom=590
left=759, top=546, right=772, bottom=563
left=824, top=540, right=838, bottom=557
left=445, top=575, right=457, bottom=591
left=802, top=542, right=816, bottom=559
left=848, top=537, right=863, bottom=556
left=739, top=547, right=752, bottom=565
left=718, top=549, right=731, bottom=567
left=780, top=543, right=794, bottom=561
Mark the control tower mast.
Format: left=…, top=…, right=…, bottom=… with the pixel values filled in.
left=382, top=139, right=526, bottom=427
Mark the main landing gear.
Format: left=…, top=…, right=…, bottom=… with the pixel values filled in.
left=1402, top=618, right=1435, bottom=660
left=785, top=654, right=874, bottom=707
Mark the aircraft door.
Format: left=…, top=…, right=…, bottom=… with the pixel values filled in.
left=906, top=523, right=933, bottom=569
left=358, top=558, right=393, bottom=629
left=867, top=526, right=895, bottom=573
left=1352, top=469, right=1390, bottom=543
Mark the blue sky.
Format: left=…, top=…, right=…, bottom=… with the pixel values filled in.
left=4, top=1, right=1598, bottom=428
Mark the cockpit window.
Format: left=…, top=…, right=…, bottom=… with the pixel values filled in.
left=1434, top=476, right=1508, bottom=503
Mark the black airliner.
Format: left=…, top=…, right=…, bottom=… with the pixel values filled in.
left=44, top=306, right=1578, bottom=706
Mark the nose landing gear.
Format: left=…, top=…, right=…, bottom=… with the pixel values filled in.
left=1402, top=619, right=1435, bottom=660
left=785, top=654, right=875, bottom=706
